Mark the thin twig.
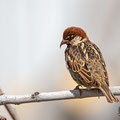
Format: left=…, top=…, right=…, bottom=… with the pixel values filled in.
left=4, top=105, right=19, bottom=120
left=0, top=89, right=19, bottom=120
left=0, top=86, right=119, bottom=105
left=0, top=115, right=7, bottom=120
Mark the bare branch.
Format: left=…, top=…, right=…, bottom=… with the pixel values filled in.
left=0, top=86, right=120, bottom=105
left=4, top=105, right=19, bottom=120
left=0, top=115, right=7, bottom=120
left=0, top=89, right=19, bottom=120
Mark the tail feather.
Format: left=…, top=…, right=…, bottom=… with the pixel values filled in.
left=99, top=84, right=119, bottom=103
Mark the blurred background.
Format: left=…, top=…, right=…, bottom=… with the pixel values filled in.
left=0, top=0, right=120, bottom=119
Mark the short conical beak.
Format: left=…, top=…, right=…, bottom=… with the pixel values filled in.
left=60, top=39, right=70, bottom=48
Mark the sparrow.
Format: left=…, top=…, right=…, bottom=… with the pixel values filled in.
left=60, top=27, right=119, bottom=103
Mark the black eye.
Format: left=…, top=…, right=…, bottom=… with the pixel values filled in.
left=66, top=35, right=74, bottom=41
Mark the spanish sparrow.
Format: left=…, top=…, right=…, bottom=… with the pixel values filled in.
left=60, top=27, right=119, bottom=103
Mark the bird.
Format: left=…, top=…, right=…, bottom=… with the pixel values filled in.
left=60, top=26, right=119, bottom=103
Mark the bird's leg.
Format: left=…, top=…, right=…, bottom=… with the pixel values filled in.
left=74, top=85, right=80, bottom=90
left=74, top=85, right=81, bottom=96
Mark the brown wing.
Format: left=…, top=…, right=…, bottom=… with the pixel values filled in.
left=92, top=43, right=109, bottom=86
left=65, top=45, right=92, bottom=84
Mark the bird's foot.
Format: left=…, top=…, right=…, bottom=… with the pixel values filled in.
left=74, top=85, right=81, bottom=96
left=74, top=85, right=80, bottom=90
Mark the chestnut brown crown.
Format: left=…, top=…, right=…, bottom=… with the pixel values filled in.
left=60, top=27, right=87, bottom=47
left=63, top=27, right=87, bottom=40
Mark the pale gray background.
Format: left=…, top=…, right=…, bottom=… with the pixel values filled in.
left=0, top=0, right=120, bottom=120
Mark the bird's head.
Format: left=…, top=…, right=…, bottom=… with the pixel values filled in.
left=60, top=27, right=87, bottom=47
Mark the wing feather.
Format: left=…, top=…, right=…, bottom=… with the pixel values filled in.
left=65, top=41, right=108, bottom=87
left=65, top=45, right=92, bottom=84
left=92, top=43, right=109, bottom=86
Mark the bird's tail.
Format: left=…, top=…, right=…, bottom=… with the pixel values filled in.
left=99, top=84, right=119, bottom=103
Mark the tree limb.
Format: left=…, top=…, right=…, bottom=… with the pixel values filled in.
left=0, top=89, right=19, bottom=120
left=0, top=86, right=120, bottom=105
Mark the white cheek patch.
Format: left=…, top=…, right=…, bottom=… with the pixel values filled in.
left=72, top=36, right=82, bottom=45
